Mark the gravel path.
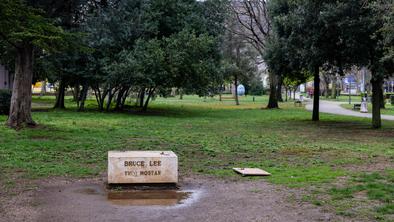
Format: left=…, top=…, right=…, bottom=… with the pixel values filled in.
left=305, top=100, right=394, bottom=120
left=0, top=176, right=349, bottom=222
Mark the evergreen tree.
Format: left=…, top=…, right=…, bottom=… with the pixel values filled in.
left=0, top=0, right=78, bottom=128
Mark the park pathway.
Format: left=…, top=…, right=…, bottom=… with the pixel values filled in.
left=305, top=100, right=394, bottom=121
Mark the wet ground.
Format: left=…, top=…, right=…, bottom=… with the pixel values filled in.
left=71, top=184, right=194, bottom=207
left=0, top=176, right=349, bottom=222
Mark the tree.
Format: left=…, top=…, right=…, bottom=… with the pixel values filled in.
left=269, top=0, right=393, bottom=127
left=94, top=0, right=224, bottom=111
left=320, top=65, right=332, bottom=98
left=366, top=1, right=394, bottom=128
left=263, top=34, right=287, bottom=108
left=115, top=30, right=221, bottom=111
left=221, top=24, right=259, bottom=105
left=381, top=1, right=394, bottom=64
left=328, top=0, right=393, bottom=128
left=277, top=0, right=329, bottom=121
left=131, top=39, right=167, bottom=111
left=264, top=30, right=311, bottom=103
left=228, top=0, right=278, bottom=108
left=268, top=0, right=365, bottom=121
left=0, top=0, right=75, bottom=128
left=76, top=0, right=157, bottom=111
left=247, top=74, right=265, bottom=96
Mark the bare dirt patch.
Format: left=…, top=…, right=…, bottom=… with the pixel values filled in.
left=343, top=156, right=394, bottom=172
left=0, top=175, right=350, bottom=222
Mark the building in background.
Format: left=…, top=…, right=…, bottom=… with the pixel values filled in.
left=341, top=67, right=370, bottom=95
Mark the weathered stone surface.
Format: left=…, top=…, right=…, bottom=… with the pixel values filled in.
left=108, top=151, right=178, bottom=184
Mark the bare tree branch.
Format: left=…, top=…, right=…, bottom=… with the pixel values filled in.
left=228, top=0, right=271, bottom=56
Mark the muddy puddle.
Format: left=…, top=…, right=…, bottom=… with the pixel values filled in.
left=73, top=185, right=195, bottom=207
left=108, top=190, right=192, bottom=206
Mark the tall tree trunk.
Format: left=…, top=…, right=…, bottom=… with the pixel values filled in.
left=142, top=88, right=155, bottom=112
left=312, top=67, right=320, bottom=121
left=267, top=72, right=278, bottom=109
left=115, top=88, right=125, bottom=111
left=40, top=81, right=46, bottom=97
left=179, top=88, right=183, bottom=100
left=379, top=86, right=385, bottom=109
left=234, top=75, right=239, bottom=105
left=235, top=45, right=240, bottom=106
left=136, top=90, right=141, bottom=106
left=325, top=82, right=330, bottom=99
left=139, top=88, right=145, bottom=107
left=331, top=77, right=337, bottom=99
left=277, top=75, right=283, bottom=102
left=93, top=87, right=101, bottom=109
left=54, top=79, right=66, bottom=109
left=371, top=77, right=382, bottom=128
left=93, top=87, right=104, bottom=111
left=73, top=84, right=80, bottom=102
left=285, top=87, right=288, bottom=102
left=75, top=84, right=80, bottom=108
left=106, top=88, right=116, bottom=111
left=121, top=88, right=130, bottom=109
left=293, top=87, right=296, bottom=100
left=7, top=44, right=36, bottom=128
left=95, top=87, right=108, bottom=111
left=78, top=83, right=88, bottom=112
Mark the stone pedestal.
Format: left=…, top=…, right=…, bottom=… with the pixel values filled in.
left=108, top=151, right=178, bottom=184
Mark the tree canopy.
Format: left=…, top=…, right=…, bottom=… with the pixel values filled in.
left=0, top=0, right=80, bottom=128
left=266, top=0, right=394, bottom=127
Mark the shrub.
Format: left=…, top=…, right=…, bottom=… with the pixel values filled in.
left=247, top=80, right=265, bottom=96
left=0, top=89, right=12, bottom=115
left=390, top=95, right=394, bottom=105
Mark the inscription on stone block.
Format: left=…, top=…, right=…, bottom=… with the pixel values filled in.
left=108, top=151, right=178, bottom=184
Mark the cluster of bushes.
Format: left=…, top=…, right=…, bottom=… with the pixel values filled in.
left=245, top=79, right=266, bottom=96
left=0, top=90, right=11, bottom=115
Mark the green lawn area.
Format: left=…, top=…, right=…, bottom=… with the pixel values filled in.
left=341, top=103, right=394, bottom=116
left=1, top=95, right=393, bottom=221
left=320, top=95, right=364, bottom=103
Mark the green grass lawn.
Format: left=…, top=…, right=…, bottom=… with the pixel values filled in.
left=320, top=95, right=364, bottom=103
left=1, top=95, right=393, bottom=221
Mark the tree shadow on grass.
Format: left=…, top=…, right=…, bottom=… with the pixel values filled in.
left=34, top=105, right=222, bottom=119
left=291, top=119, right=394, bottom=140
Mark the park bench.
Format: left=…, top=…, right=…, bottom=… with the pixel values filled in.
left=294, top=100, right=302, bottom=107
left=353, top=104, right=361, bottom=110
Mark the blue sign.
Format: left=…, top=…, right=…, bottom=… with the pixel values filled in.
left=343, top=75, right=356, bottom=84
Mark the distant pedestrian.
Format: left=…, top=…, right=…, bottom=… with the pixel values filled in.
left=308, top=89, right=314, bottom=99
left=360, top=93, right=368, bottom=113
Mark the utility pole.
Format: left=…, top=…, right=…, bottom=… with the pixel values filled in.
left=348, top=76, right=352, bottom=105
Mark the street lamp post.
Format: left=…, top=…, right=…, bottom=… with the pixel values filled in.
left=348, top=79, right=351, bottom=105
